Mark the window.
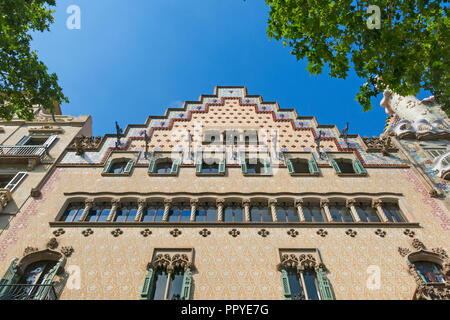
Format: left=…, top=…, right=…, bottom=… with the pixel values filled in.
left=276, top=202, right=299, bottom=222
left=168, top=202, right=191, bottom=222
left=103, top=158, right=134, bottom=175
left=242, top=156, right=271, bottom=175
left=224, top=202, right=243, bottom=222
left=328, top=202, right=354, bottom=222
left=413, top=261, right=445, bottom=283
left=60, top=202, right=85, bottom=222
left=196, top=202, right=217, bottom=222
left=243, top=130, right=258, bottom=146
left=382, top=203, right=405, bottom=223
left=331, top=158, right=367, bottom=175
left=142, top=202, right=165, bottom=222
left=148, top=157, right=180, bottom=175
left=425, top=148, right=447, bottom=160
left=250, top=202, right=272, bottom=222
left=282, top=268, right=323, bottom=300
left=85, top=202, right=111, bottom=222
left=155, top=159, right=173, bottom=174
left=286, top=157, right=319, bottom=175
left=355, top=202, right=380, bottom=222
left=114, top=202, right=138, bottom=222
left=197, top=158, right=225, bottom=175
left=0, top=172, right=27, bottom=192
left=17, top=260, right=58, bottom=298
left=148, top=267, right=187, bottom=300
left=302, top=202, right=325, bottom=222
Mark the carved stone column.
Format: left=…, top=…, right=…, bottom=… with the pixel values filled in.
left=107, top=199, right=120, bottom=221
left=295, top=199, right=306, bottom=222
left=190, top=199, right=198, bottom=222
left=135, top=199, right=147, bottom=222
left=346, top=198, right=361, bottom=222
left=162, top=199, right=172, bottom=222
left=320, top=199, right=332, bottom=222
left=216, top=198, right=225, bottom=222
left=79, top=199, right=94, bottom=222
left=372, top=198, right=388, bottom=222
left=268, top=199, right=278, bottom=222
left=242, top=199, right=251, bottom=222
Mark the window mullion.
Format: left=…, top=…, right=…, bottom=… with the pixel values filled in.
left=299, top=271, right=308, bottom=300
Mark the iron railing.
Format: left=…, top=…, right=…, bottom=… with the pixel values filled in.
left=0, top=284, right=57, bottom=300
left=0, top=145, right=48, bottom=159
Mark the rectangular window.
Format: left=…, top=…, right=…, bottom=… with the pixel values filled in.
left=355, top=203, right=380, bottom=222
left=382, top=203, right=405, bottom=223
left=114, top=203, right=138, bottom=222
left=250, top=203, right=272, bottom=222
left=224, top=203, right=243, bottom=222
left=168, top=203, right=191, bottom=222
left=86, top=203, right=110, bottom=222
left=196, top=202, right=217, bottom=222
left=276, top=203, right=299, bottom=222
left=302, top=203, right=325, bottom=222
left=60, top=202, right=85, bottom=222
left=329, top=203, right=354, bottom=222
left=143, top=203, right=165, bottom=222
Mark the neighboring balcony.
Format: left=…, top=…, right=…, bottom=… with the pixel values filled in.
left=0, top=284, right=57, bottom=300
left=0, top=145, right=49, bottom=170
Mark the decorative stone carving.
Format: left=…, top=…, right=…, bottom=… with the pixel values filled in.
left=52, top=228, right=65, bottom=237
left=28, top=125, right=63, bottom=135
left=316, top=229, right=328, bottom=237
left=111, top=228, right=123, bottom=237
left=0, top=189, right=12, bottom=213
left=279, top=253, right=324, bottom=272
left=432, top=248, right=449, bottom=261
left=404, top=229, right=416, bottom=238
left=229, top=229, right=240, bottom=238
left=170, top=228, right=182, bottom=237
left=375, top=229, right=387, bottom=238
left=140, top=229, right=152, bottom=237
left=287, top=229, right=299, bottom=238
left=412, top=238, right=426, bottom=250
left=398, top=247, right=411, bottom=257
left=81, top=228, right=94, bottom=237
left=199, top=229, right=211, bottom=237
left=149, top=253, right=192, bottom=271
left=345, top=229, right=357, bottom=237
left=23, top=247, right=39, bottom=256
left=68, top=136, right=102, bottom=155
left=46, top=238, right=59, bottom=249
left=257, top=229, right=270, bottom=237
left=363, top=136, right=398, bottom=154
left=61, top=246, right=74, bottom=257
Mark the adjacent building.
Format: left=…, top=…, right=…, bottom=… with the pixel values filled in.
left=0, top=87, right=448, bottom=300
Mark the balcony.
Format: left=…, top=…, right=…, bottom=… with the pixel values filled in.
left=0, top=284, right=57, bottom=300
left=0, top=145, right=49, bottom=170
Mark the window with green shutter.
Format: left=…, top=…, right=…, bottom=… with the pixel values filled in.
left=148, top=157, right=156, bottom=173
left=0, top=258, right=19, bottom=297
left=171, top=159, right=180, bottom=174
left=240, top=156, right=247, bottom=174
left=123, top=159, right=135, bottom=174
left=285, top=158, right=294, bottom=174
left=103, top=159, right=113, bottom=174
left=353, top=158, right=367, bottom=175
left=218, top=158, right=226, bottom=174
left=280, top=269, right=292, bottom=300
left=316, top=267, right=335, bottom=300
left=181, top=268, right=193, bottom=300
left=140, top=268, right=155, bottom=300
left=330, top=159, right=342, bottom=174
left=308, top=158, right=319, bottom=175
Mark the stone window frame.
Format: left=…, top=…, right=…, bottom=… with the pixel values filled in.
left=102, top=156, right=135, bottom=176
left=283, top=152, right=320, bottom=176
left=148, top=152, right=182, bottom=176
left=140, top=248, right=195, bottom=300
left=277, top=248, right=335, bottom=300
left=327, top=152, right=367, bottom=176
left=195, top=151, right=226, bottom=176
left=240, top=152, right=272, bottom=176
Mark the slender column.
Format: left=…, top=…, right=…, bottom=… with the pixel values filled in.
left=346, top=198, right=361, bottom=222
left=242, top=199, right=251, bottom=222
left=216, top=198, right=225, bottom=222
left=164, top=266, right=174, bottom=300
left=372, top=198, right=388, bottom=222
left=107, top=199, right=120, bottom=221
left=135, top=199, right=146, bottom=222
left=295, top=199, right=306, bottom=222
left=190, top=199, right=198, bottom=222
left=162, top=199, right=172, bottom=222
left=320, top=199, right=333, bottom=222
left=79, top=199, right=94, bottom=222
left=269, top=199, right=278, bottom=222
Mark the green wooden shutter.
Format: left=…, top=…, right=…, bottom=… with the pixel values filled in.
left=0, top=258, right=19, bottom=297
left=240, top=156, right=247, bottom=174
left=196, top=162, right=202, bottom=173
left=280, top=269, right=292, bottom=300
left=140, top=268, right=155, bottom=300
left=308, top=158, right=319, bottom=174
left=263, top=159, right=272, bottom=175
left=195, top=153, right=202, bottom=173
left=35, top=258, right=64, bottom=300
left=171, top=159, right=180, bottom=174
left=148, top=157, right=156, bottom=173
left=218, top=158, right=226, bottom=174
left=353, top=159, right=367, bottom=175
left=124, top=159, right=135, bottom=174
left=103, top=159, right=113, bottom=173
left=181, top=268, right=193, bottom=300
left=317, top=267, right=335, bottom=300
left=286, top=158, right=294, bottom=174
left=330, top=159, right=341, bottom=174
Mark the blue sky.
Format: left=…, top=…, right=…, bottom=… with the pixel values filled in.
left=31, top=0, right=430, bottom=137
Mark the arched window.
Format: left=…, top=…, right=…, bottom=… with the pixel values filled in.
left=148, top=266, right=189, bottom=300
left=250, top=202, right=272, bottom=222
left=282, top=267, right=323, bottom=300
left=276, top=202, right=299, bottom=222
left=142, top=202, right=164, bottom=222
left=109, top=161, right=128, bottom=174
left=60, top=202, right=85, bottom=222
left=18, top=260, right=57, bottom=298
left=196, top=202, right=217, bottom=222
left=85, top=202, right=111, bottom=222
left=413, top=261, right=446, bottom=283
left=168, top=202, right=191, bottom=222
left=329, top=202, right=354, bottom=222
left=114, top=202, right=138, bottom=222
left=381, top=203, right=405, bottom=222
left=155, top=159, right=173, bottom=174
left=103, top=158, right=134, bottom=175
left=334, top=159, right=355, bottom=174
left=355, top=202, right=380, bottom=222
left=302, top=202, right=325, bottom=222
left=224, top=202, right=243, bottom=222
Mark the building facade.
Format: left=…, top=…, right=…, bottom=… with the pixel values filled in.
left=0, top=87, right=448, bottom=300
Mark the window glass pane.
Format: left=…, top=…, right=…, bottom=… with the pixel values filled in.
left=310, top=206, right=324, bottom=222
left=250, top=207, right=261, bottom=222
left=63, top=208, right=78, bottom=222
left=156, top=161, right=172, bottom=174
left=287, top=269, right=304, bottom=300
left=206, top=207, right=217, bottom=222
left=234, top=208, right=243, bottom=222
left=168, top=270, right=184, bottom=300
left=110, top=162, right=126, bottom=174
left=151, top=270, right=168, bottom=300
left=303, top=207, right=313, bottom=222
left=180, top=207, right=191, bottom=222
left=168, top=209, right=180, bottom=222
left=126, top=208, right=137, bottom=222
left=356, top=204, right=380, bottom=222
left=196, top=208, right=207, bottom=222
left=97, top=209, right=110, bottom=222
left=329, top=204, right=353, bottom=222
left=115, top=209, right=127, bottom=222
left=262, top=208, right=272, bottom=222
left=287, top=208, right=299, bottom=222
left=143, top=208, right=155, bottom=222
left=414, top=261, right=445, bottom=283
left=276, top=208, right=287, bottom=222
left=155, top=208, right=164, bottom=222
left=224, top=208, right=233, bottom=222
left=383, top=203, right=404, bottom=223
left=87, top=209, right=100, bottom=222
left=303, top=270, right=320, bottom=300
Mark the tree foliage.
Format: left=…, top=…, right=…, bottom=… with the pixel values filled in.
left=266, top=0, right=449, bottom=115
left=0, top=0, right=68, bottom=121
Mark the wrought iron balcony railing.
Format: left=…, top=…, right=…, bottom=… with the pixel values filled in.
left=0, top=284, right=57, bottom=300
left=0, top=145, right=48, bottom=159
